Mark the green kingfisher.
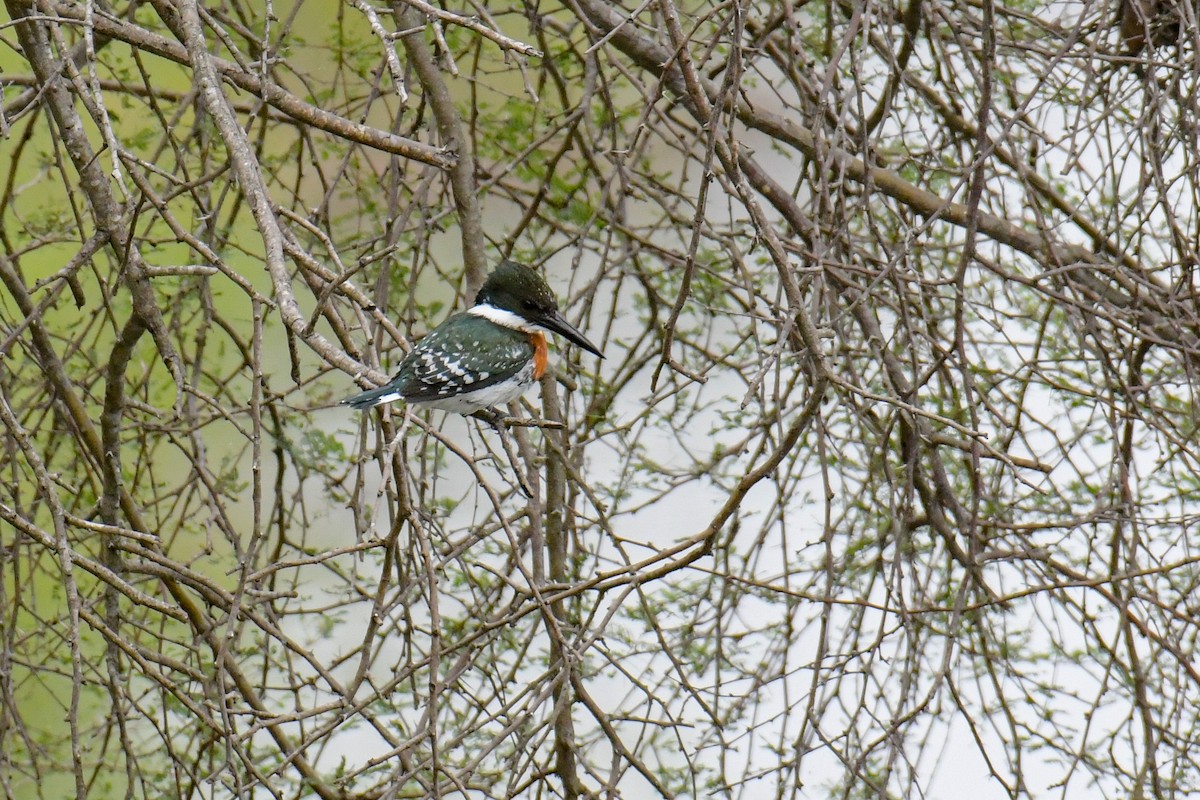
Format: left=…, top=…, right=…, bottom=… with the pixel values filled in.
left=342, top=260, right=604, bottom=415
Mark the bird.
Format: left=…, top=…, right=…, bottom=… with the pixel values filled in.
left=1117, top=0, right=1184, bottom=56
left=342, top=260, right=604, bottom=416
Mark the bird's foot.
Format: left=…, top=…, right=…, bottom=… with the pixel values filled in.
left=469, top=408, right=564, bottom=431
left=471, top=407, right=508, bottom=432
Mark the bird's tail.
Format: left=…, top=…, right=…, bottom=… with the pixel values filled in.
left=341, top=385, right=402, bottom=410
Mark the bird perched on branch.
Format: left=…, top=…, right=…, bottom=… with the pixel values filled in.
left=1118, top=0, right=1187, bottom=56
left=343, top=260, right=604, bottom=417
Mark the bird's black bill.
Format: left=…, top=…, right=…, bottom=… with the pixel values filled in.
left=539, top=310, right=605, bottom=358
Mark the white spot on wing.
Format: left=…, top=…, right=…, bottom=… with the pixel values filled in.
left=415, top=360, right=539, bottom=414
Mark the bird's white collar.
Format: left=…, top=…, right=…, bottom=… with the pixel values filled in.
left=468, top=302, right=540, bottom=332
